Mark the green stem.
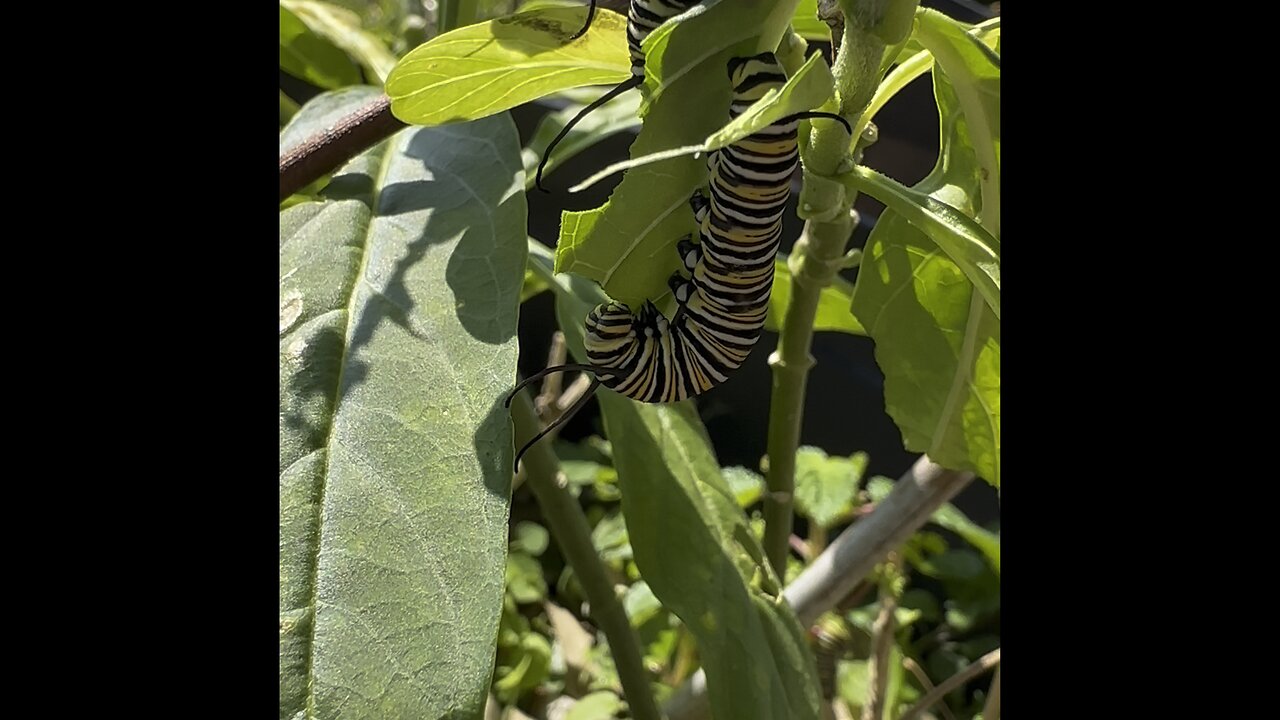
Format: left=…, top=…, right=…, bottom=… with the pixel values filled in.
left=762, top=0, right=914, bottom=578
left=510, top=394, right=663, bottom=720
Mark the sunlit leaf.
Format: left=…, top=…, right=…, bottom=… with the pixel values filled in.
left=791, top=0, right=829, bottom=41
left=723, top=466, right=766, bottom=508
left=387, top=7, right=631, bottom=126
left=793, top=448, right=867, bottom=527
left=850, top=56, right=999, bottom=486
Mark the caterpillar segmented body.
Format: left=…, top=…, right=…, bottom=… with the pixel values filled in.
left=508, top=53, right=850, bottom=469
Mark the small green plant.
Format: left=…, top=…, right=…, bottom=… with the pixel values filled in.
left=280, top=0, right=999, bottom=718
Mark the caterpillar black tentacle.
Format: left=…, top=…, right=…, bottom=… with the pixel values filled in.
left=536, top=0, right=701, bottom=190
left=568, top=0, right=598, bottom=40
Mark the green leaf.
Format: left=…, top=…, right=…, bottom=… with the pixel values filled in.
left=279, top=87, right=527, bottom=719
left=280, top=90, right=301, bottom=127
left=930, top=502, right=1000, bottom=575
left=791, top=0, right=829, bottom=41
left=386, top=7, right=631, bottom=126
left=723, top=466, right=766, bottom=508
left=835, top=646, right=917, bottom=715
left=565, top=691, right=625, bottom=720
left=506, top=552, right=549, bottom=603
left=569, top=51, right=836, bottom=193
left=916, top=8, right=1001, bottom=238
left=512, top=520, right=550, bottom=557
left=554, top=0, right=804, bottom=308
left=281, top=0, right=399, bottom=83
left=850, top=64, right=1000, bottom=486
left=843, top=166, right=999, bottom=319
left=590, top=511, right=633, bottom=564
left=280, top=3, right=362, bottom=89
left=520, top=266, right=550, bottom=302
left=623, top=581, right=664, bottom=626
left=766, top=254, right=866, bottom=335
left=495, top=632, right=553, bottom=701
left=522, top=90, right=642, bottom=190
left=793, top=448, right=868, bottom=528
left=528, top=252, right=823, bottom=720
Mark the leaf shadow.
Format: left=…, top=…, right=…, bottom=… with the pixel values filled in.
left=858, top=222, right=970, bottom=446
left=281, top=322, right=362, bottom=460
left=474, top=393, right=516, bottom=502
left=326, top=123, right=524, bottom=410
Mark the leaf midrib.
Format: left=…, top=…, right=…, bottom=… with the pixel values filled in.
left=303, top=131, right=400, bottom=720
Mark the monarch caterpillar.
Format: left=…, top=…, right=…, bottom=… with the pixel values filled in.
left=534, top=0, right=701, bottom=191
left=510, top=53, right=850, bottom=470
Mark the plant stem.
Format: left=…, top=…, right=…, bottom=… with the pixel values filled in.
left=279, top=95, right=405, bottom=202
left=510, top=393, right=663, bottom=720
left=897, top=648, right=1000, bottom=720
left=902, top=657, right=957, bottom=720
left=762, top=2, right=897, bottom=578
left=861, top=558, right=898, bottom=720
left=981, top=665, right=1001, bottom=720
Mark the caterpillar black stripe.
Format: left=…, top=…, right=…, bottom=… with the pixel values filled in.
left=535, top=0, right=701, bottom=191
left=509, top=53, right=850, bottom=470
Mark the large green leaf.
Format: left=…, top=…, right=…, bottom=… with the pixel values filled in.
left=282, top=0, right=399, bottom=84
left=766, top=254, right=865, bottom=335
left=554, top=0, right=803, bottom=308
left=280, top=3, right=362, bottom=89
left=568, top=51, right=836, bottom=192
left=850, top=68, right=1000, bottom=486
left=386, top=6, right=631, bottom=126
left=526, top=244, right=822, bottom=720
left=279, top=88, right=528, bottom=719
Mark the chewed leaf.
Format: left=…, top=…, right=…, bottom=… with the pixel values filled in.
left=569, top=51, right=836, bottom=193
left=850, top=65, right=1000, bottom=486
left=386, top=7, right=630, bottom=126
